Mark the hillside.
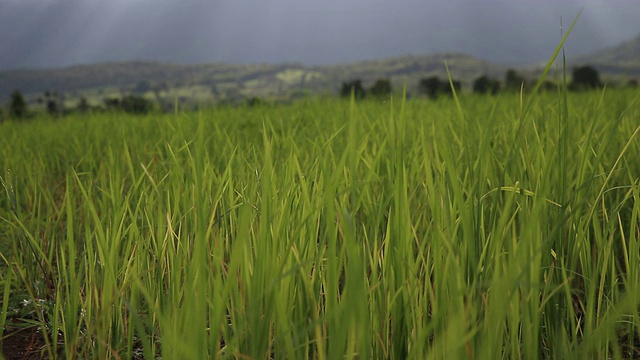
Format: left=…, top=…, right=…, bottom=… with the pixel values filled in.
left=566, top=34, right=640, bottom=80
left=574, top=34, right=640, bottom=67
left=1, top=34, right=639, bottom=105
left=0, top=54, right=508, bottom=105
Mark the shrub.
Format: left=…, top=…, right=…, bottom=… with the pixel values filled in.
left=368, top=79, right=392, bottom=98
left=418, top=77, right=442, bottom=99
left=340, top=80, right=366, bottom=99
left=505, top=69, right=527, bottom=92
left=103, top=95, right=154, bottom=114
left=473, top=75, right=500, bottom=95
left=569, top=65, right=602, bottom=90
left=8, top=89, right=28, bottom=120
left=418, top=77, right=460, bottom=99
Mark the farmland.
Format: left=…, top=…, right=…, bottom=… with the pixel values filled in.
left=1, top=85, right=639, bottom=359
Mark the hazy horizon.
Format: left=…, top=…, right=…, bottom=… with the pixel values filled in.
left=1, top=0, right=640, bottom=71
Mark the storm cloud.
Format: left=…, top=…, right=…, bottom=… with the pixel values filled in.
left=1, top=0, right=639, bottom=70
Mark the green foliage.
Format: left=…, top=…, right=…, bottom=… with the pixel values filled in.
left=418, top=76, right=442, bottom=98
left=505, top=69, right=527, bottom=92
left=76, top=97, right=91, bottom=113
left=43, top=90, right=63, bottom=117
left=0, top=16, right=638, bottom=354
left=103, top=95, right=154, bottom=114
left=340, top=79, right=366, bottom=99
left=570, top=65, right=603, bottom=90
left=418, top=76, right=460, bottom=99
left=121, top=95, right=153, bottom=114
left=1, top=88, right=639, bottom=359
left=7, top=89, right=28, bottom=119
left=540, top=79, right=557, bottom=91
left=244, top=96, right=266, bottom=107
left=473, top=75, right=501, bottom=94
left=368, top=78, right=392, bottom=98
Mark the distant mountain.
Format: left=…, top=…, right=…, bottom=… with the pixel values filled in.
left=0, top=54, right=508, bottom=104
left=568, top=34, right=640, bottom=78
left=575, top=34, right=640, bottom=66
left=1, top=35, right=639, bottom=105
left=0, top=61, right=283, bottom=103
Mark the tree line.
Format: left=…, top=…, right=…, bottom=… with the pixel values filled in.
left=0, top=65, right=635, bottom=122
left=339, top=65, right=614, bottom=101
left=0, top=91, right=155, bottom=122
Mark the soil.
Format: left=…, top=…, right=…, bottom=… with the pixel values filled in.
left=2, top=325, right=62, bottom=360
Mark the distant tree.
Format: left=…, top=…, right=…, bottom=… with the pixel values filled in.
left=103, top=95, right=153, bottom=114
left=103, top=97, right=120, bottom=110
left=418, top=77, right=459, bottom=99
left=340, top=79, right=366, bottom=99
left=539, top=80, right=557, bottom=92
left=245, top=96, right=265, bottom=107
left=570, top=65, right=602, bottom=90
left=369, top=79, right=392, bottom=98
left=121, top=95, right=153, bottom=114
left=8, top=89, right=28, bottom=119
left=473, top=75, right=500, bottom=95
left=626, top=79, right=638, bottom=88
left=505, top=69, right=526, bottom=92
left=440, top=79, right=461, bottom=97
left=76, top=97, right=91, bottom=113
left=418, top=76, right=442, bottom=99
left=44, top=91, right=62, bottom=116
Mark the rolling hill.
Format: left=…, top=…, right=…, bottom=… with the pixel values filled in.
left=0, top=54, right=507, bottom=105
left=569, top=34, right=640, bottom=79
left=575, top=34, right=640, bottom=66
left=1, top=34, right=639, bottom=106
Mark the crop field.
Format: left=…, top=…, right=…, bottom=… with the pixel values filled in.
left=1, top=84, right=639, bottom=359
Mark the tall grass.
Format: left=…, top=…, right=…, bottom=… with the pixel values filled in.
left=1, top=85, right=639, bottom=359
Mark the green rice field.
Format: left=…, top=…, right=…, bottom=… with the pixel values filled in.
left=1, top=82, right=640, bottom=359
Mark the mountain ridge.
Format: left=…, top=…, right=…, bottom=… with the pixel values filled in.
left=1, top=35, right=639, bottom=104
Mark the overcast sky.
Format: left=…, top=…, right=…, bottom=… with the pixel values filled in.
left=1, top=0, right=639, bottom=70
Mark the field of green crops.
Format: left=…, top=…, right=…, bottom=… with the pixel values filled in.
left=1, top=83, right=639, bottom=359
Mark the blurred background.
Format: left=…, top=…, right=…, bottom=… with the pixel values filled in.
left=2, top=0, right=639, bottom=69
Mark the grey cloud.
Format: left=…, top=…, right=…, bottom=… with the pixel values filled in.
left=1, top=0, right=639, bottom=70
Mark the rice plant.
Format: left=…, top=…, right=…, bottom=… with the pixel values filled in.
left=1, top=60, right=639, bottom=359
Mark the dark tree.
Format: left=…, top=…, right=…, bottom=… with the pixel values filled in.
left=103, top=95, right=153, bottom=114
left=418, top=77, right=442, bottom=99
left=121, top=95, right=153, bottom=114
left=473, top=75, right=500, bottom=95
left=76, top=97, right=91, bottom=113
left=44, top=91, right=61, bottom=116
left=245, top=96, right=265, bottom=107
left=8, top=89, right=28, bottom=119
left=626, top=79, right=638, bottom=88
left=540, top=80, right=557, bottom=92
left=103, top=97, right=121, bottom=109
left=340, top=79, right=366, bottom=99
left=419, top=77, right=460, bottom=99
left=505, top=69, right=526, bottom=92
left=369, top=79, right=392, bottom=98
left=440, top=79, right=461, bottom=97
left=570, top=65, right=602, bottom=90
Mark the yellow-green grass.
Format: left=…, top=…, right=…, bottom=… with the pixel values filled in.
left=1, top=84, right=639, bottom=359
